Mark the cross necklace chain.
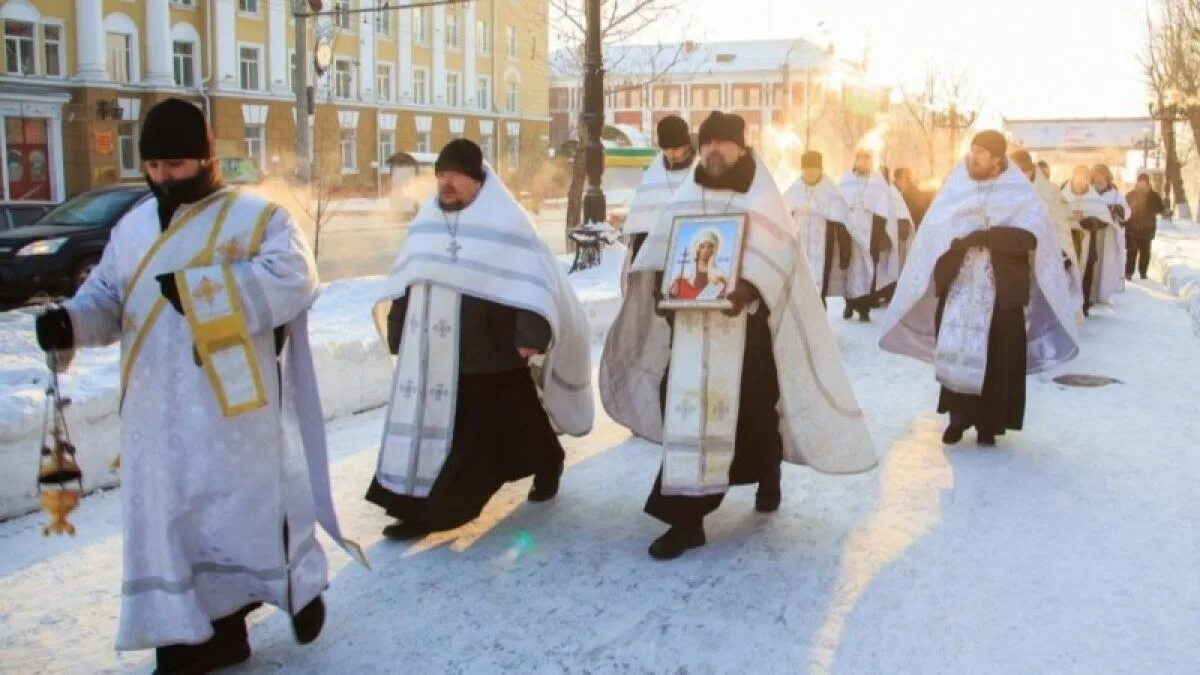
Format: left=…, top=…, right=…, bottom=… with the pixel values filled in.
left=701, top=188, right=738, bottom=215
left=442, top=210, right=463, bottom=262
left=975, top=178, right=998, bottom=228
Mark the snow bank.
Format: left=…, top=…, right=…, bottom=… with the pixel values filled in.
left=0, top=252, right=623, bottom=519
left=1149, top=219, right=1200, bottom=336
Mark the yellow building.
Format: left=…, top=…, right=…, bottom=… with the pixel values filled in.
left=0, top=0, right=551, bottom=201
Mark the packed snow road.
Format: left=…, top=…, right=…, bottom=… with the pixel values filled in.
left=0, top=279, right=1196, bottom=674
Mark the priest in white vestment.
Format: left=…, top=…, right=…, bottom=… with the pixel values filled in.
left=881, top=131, right=1079, bottom=446
left=621, top=115, right=697, bottom=287
left=1063, top=166, right=1123, bottom=315
left=34, top=99, right=361, bottom=673
left=1011, top=149, right=1084, bottom=316
left=783, top=151, right=854, bottom=305
left=602, top=112, right=875, bottom=560
left=366, top=140, right=594, bottom=540
left=837, top=150, right=899, bottom=321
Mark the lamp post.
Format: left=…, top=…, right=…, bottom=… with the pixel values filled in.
left=780, top=37, right=808, bottom=133
left=1132, top=127, right=1157, bottom=171
left=931, top=102, right=977, bottom=172
left=579, top=0, right=605, bottom=231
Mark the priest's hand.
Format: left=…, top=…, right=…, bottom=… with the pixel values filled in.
left=517, top=347, right=540, bottom=361
left=722, top=282, right=759, bottom=317
left=156, top=272, right=185, bottom=315
left=35, top=307, right=74, bottom=351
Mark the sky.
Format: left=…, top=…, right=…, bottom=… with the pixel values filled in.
left=633, top=0, right=1152, bottom=121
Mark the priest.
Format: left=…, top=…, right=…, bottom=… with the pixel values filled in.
left=1011, top=149, right=1083, bottom=315
left=783, top=150, right=856, bottom=306
left=1063, top=166, right=1122, bottom=315
left=838, top=149, right=899, bottom=321
left=602, top=111, right=876, bottom=560
left=34, top=98, right=362, bottom=673
left=881, top=131, right=1079, bottom=446
left=366, top=139, right=594, bottom=540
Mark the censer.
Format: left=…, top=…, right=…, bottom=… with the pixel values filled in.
left=37, top=348, right=82, bottom=537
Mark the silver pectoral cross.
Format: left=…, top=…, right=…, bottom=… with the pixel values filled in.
left=447, top=239, right=462, bottom=262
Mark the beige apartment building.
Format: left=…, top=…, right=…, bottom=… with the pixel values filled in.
left=0, top=0, right=551, bottom=201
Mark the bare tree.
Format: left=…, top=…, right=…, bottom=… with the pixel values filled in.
left=896, top=64, right=979, bottom=177
left=547, top=0, right=691, bottom=232
left=1143, top=2, right=1195, bottom=215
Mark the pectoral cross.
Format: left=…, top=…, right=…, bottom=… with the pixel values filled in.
left=447, top=240, right=462, bottom=262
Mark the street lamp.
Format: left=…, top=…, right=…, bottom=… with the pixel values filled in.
left=579, top=0, right=605, bottom=231
left=780, top=37, right=808, bottom=131
left=931, top=102, right=977, bottom=170
left=1131, top=127, right=1156, bottom=170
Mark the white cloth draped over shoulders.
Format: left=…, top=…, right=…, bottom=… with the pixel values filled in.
left=837, top=171, right=899, bottom=296
left=620, top=152, right=695, bottom=294
left=880, top=163, right=1080, bottom=374
left=63, top=188, right=359, bottom=650
left=603, top=153, right=876, bottom=480
left=1032, top=174, right=1084, bottom=313
left=1062, top=184, right=1124, bottom=303
left=374, top=168, right=594, bottom=496
left=783, top=175, right=852, bottom=291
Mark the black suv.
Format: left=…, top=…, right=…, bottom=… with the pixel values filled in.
left=0, top=185, right=151, bottom=310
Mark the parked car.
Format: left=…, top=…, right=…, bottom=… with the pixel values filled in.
left=0, top=185, right=151, bottom=310
left=219, top=156, right=264, bottom=185
left=0, top=201, right=57, bottom=231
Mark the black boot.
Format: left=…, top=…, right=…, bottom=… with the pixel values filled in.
left=292, top=595, right=325, bottom=645
left=648, top=525, right=706, bottom=560
left=857, top=307, right=871, bottom=322
left=755, top=466, right=782, bottom=513
left=382, top=520, right=430, bottom=541
left=942, top=423, right=967, bottom=445
left=977, top=431, right=996, bottom=447
left=154, top=644, right=207, bottom=675
left=843, top=301, right=854, bottom=320
left=527, top=464, right=563, bottom=502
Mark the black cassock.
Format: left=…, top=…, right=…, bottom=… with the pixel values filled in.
left=644, top=280, right=783, bottom=527
left=365, top=294, right=564, bottom=532
left=933, top=227, right=1036, bottom=437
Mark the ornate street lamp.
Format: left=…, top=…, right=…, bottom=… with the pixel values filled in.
left=566, top=0, right=609, bottom=273
left=931, top=102, right=976, bottom=170
left=1131, top=127, right=1157, bottom=170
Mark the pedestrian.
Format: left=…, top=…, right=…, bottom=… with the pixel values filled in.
left=1124, top=173, right=1166, bottom=280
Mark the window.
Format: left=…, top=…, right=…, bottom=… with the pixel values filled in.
left=412, top=7, right=428, bottom=46
left=413, top=67, right=428, bottom=105
left=173, top=41, right=195, bottom=87
left=289, top=50, right=298, bottom=93
left=476, top=21, right=491, bottom=54
left=334, top=1, right=351, bottom=30
left=238, top=46, right=261, bottom=91
left=376, top=63, right=393, bottom=102
left=171, top=0, right=196, bottom=6
left=477, top=77, right=491, bottom=111
left=378, top=130, right=395, bottom=169
left=117, top=122, right=139, bottom=175
left=446, top=12, right=460, bottom=50
left=374, top=8, right=391, bottom=37
left=238, top=0, right=259, bottom=14
left=505, top=26, right=517, bottom=58
left=506, top=134, right=519, bottom=171
left=506, top=81, right=519, bottom=113
left=42, top=25, right=62, bottom=77
left=244, top=124, right=265, bottom=170
left=106, top=32, right=132, bottom=83
left=480, top=134, right=494, bottom=163
left=334, top=58, right=354, bottom=98
left=340, top=128, right=357, bottom=172
left=416, top=130, right=431, bottom=153
left=446, top=72, right=461, bottom=107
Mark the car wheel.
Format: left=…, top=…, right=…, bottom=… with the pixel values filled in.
left=72, top=257, right=100, bottom=294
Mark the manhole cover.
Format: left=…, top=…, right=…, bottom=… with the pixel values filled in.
left=1053, top=374, right=1122, bottom=387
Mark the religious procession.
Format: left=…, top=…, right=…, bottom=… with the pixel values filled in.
left=1, top=1, right=1196, bottom=673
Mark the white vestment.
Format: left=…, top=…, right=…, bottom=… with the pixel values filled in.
left=374, top=169, right=594, bottom=497
left=621, top=152, right=695, bottom=295
left=602, top=154, right=876, bottom=495
left=892, top=184, right=915, bottom=272
left=783, top=175, right=855, bottom=298
left=880, top=163, right=1079, bottom=389
left=838, top=171, right=900, bottom=298
left=63, top=188, right=361, bottom=650
left=1032, top=174, right=1084, bottom=313
left=1062, top=185, right=1124, bottom=304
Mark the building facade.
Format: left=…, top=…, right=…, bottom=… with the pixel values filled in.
left=0, top=0, right=551, bottom=201
left=1003, top=117, right=1156, bottom=186
left=550, top=38, right=883, bottom=171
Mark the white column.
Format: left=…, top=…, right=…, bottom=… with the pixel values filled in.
left=214, top=0, right=238, bottom=91
left=144, top=0, right=173, bottom=86
left=73, top=0, right=107, bottom=82
left=268, top=0, right=288, bottom=95
left=355, top=0, right=374, bottom=100
left=398, top=2, right=414, bottom=103
left=464, top=2, right=477, bottom=108
left=432, top=4, right=446, bottom=105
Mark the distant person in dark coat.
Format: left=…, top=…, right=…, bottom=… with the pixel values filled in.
left=1124, top=173, right=1166, bottom=280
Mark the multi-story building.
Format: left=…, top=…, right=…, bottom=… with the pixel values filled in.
left=0, top=0, right=550, bottom=202
left=550, top=38, right=884, bottom=171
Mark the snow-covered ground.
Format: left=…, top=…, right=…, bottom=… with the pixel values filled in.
left=1, top=267, right=1197, bottom=673
left=1150, top=218, right=1200, bottom=335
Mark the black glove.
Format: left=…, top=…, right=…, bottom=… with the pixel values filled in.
left=722, top=283, right=759, bottom=317
left=156, top=272, right=184, bottom=315
left=35, top=308, right=74, bottom=351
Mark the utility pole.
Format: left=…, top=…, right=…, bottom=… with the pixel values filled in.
left=580, top=0, right=605, bottom=228
left=294, top=0, right=310, bottom=181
